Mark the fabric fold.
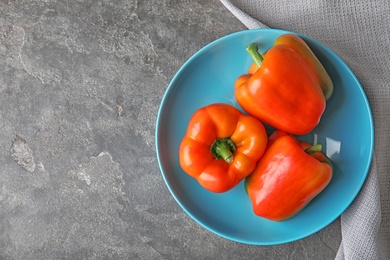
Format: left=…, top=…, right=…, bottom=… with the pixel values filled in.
left=220, top=0, right=267, bottom=29
left=335, top=157, right=381, bottom=259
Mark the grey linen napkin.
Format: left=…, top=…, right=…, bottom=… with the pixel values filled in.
left=220, top=0, right=389, bottom=259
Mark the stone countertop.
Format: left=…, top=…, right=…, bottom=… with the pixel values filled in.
left=0, top=1, right=340, bottom=259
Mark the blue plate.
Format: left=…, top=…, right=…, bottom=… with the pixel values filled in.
left=155, top=29, right=373, bottom=245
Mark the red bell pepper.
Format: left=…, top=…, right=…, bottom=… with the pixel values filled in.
left=179, top=103, right=268, bottom=193
left=235, top=34, right=333, bottom=135
left=245, top=130, right=333, bottom=221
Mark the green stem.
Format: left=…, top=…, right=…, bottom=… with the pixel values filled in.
left=210, top=138, right=236, bottom=164
left=246, top=43, right=264, bottom=67
left=305, top=144, right=334, bottom=171
left=305, top=144, right=322, bottom=155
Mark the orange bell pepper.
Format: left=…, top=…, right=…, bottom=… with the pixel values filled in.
left=179, top=103, right=268, bottom=193
left=245, top=130, right=333, bottom=221
left=235, top=34, right=333, bottom=135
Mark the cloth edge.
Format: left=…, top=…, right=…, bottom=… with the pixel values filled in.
left=219, top=0, right=268, bottom=29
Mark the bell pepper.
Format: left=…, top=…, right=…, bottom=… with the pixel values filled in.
left=179, top=103, right=268, bottom=193
left=245, top=130, right=333, bottom=221
left=234, top=34, right=333, bottom=135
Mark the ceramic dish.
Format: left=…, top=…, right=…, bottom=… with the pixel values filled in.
left=155, top=29, right=373, bottom=245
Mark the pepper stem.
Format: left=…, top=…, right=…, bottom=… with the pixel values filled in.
left=246, top=43, right=264, bottom=67
left=304, top=144, right=334, bottom=171
left=210, top=138, right=236, bottom=164
left=305, top=144, right=322, bottom=154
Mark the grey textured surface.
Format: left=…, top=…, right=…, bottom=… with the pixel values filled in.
left=0, top=1, right=341, bottom=259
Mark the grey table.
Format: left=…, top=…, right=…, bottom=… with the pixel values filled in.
left=0, top=1, right=340, bottom=259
